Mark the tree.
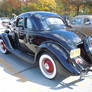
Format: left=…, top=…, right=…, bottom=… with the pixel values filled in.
left=18, top=0, right=56, bottom=13
left=0, top=0, right=21, bottom=17
left=69, top=0, right=86, bottom=15
left=56, top=0, right=92, bottom=16
left=0, top=0, right=92, bottom=17
left=36, top=0, right=56, bottom=11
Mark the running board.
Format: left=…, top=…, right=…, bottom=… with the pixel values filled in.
left=9, top=49, right=35, bottom=64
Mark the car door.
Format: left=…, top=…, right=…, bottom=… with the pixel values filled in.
left=16, top=17, right=25, bottom=39
left=16, top=17, right=30, bottom=52
left=82, top=17, right=92, bottom=36
left=23, top=16, right=40, bottom=53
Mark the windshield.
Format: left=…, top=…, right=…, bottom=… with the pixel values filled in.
left=46, top=17, right=64, bottom=25
left=71, top=17, right=83, bottom=25
left=41, top=17, right=65, bottom=30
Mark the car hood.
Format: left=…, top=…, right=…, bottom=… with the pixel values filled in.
left=48, top=29, right=81, bottom=48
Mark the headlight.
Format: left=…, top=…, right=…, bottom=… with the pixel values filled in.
left=70, top=48, right=81, bottom=58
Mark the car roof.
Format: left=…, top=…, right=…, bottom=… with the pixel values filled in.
left=74, top=15, right=92, bottom=19
left=19, top=11, right=61, bottom=18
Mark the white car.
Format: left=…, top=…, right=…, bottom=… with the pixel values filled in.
left=0, top=20, right=6, bottom=33
left=0, top=20, right=10, bottom=33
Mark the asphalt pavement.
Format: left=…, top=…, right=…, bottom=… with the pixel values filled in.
left=0, top=53, right=92, bottom=92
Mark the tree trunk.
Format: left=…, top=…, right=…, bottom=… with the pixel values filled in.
left=76, top=5, right=80, bottom=15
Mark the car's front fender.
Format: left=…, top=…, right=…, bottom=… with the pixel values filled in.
left=35, top=41, right=80, bottom=74
left=0, top=33, right=13, bottom=50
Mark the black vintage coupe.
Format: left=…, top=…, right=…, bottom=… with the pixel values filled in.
left=0, top=11, right=92, bottom=79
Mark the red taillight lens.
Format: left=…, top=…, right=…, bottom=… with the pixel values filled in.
left=75, top=58, right=82, bottom=64
left=76, top=59, right=80, bottom=64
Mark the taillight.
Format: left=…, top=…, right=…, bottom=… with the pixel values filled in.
left=75, top=58, right=82, bottom=64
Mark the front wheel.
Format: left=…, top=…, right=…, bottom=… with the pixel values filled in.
left=0, top=39, right=7, bottom=54
left=39, top=53, right=69, bottom=80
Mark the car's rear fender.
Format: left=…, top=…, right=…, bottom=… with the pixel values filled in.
left=35, top=41, right=80, bottom=74
left=84, top=36, right=92, bottom=63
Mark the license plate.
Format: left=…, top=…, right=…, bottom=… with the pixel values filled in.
left=70, top=48, right=80, bottom=58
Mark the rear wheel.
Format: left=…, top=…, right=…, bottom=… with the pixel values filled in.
left=39, top=52, right=69, bottom=80
left=0, top=39, right=7, bottom=54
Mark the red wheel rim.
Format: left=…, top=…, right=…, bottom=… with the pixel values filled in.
left=43, top=58, right=54, bottom=73
left=1, top=42, right=6, bottom=50
left=39, top=54, right=56, bottom=79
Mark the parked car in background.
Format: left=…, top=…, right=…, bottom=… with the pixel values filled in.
left=0, top=18, right=10, bottom=33
left=0, top=17, right=10, bottom=27
left=0, top=12, right=92, bottom=80
left=70, top=15, right=92, bottom=36
left=0, top=20, right=7, bottom=33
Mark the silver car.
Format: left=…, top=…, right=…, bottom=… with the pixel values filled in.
left=70, top=15, right=92, bottom=36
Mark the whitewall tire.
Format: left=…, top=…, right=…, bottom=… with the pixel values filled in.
left=39, top=54, right=56, bottom=79
left=39, top=52, right=70, bottom=80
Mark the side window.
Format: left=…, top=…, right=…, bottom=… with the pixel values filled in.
left=17, top=18, right=24, bottom=27
left=26, top=18, right=32, bottom=29
left=84, top=18, right=91, bottom=25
